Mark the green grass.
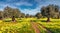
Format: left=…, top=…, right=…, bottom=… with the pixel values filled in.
left=37, top=18, right=60, bottom=33
left=0, top=18, right=60, bottom=33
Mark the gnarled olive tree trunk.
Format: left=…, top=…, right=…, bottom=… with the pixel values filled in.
left=47, top=16, right=50, bottom=22
left=12, top=16, right=15, bottom=22
left=0, top=17, right=2, bottom=20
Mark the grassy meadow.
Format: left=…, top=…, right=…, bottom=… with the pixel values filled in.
left=0, top=18, right=60, bottom=33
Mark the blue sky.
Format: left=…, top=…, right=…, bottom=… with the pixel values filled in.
left=0, top=0, right=60, bottom=15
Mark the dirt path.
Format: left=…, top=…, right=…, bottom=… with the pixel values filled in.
left=31, top=21, right=52, bottom=33
left=31, top=22, right=40, bottom=33
left=37, top=23, right=52, bottom=33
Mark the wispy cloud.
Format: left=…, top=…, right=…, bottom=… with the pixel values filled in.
left=15, top=2, right=33, bottom=6
left=21, top=6, right=41, bottom=15
left=0, top=0, right=60, bottom=15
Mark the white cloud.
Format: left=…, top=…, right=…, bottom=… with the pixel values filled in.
left=0, top=8, right=3, bottom=11
left=0, top=0, right=60, bottom=15
left=21, top=9, right=39, bottom=15
left=20, top=3, right=49, bottom=15
left=15, top=1, right=33, bottom=6
left=0, top=3, right=17, bottom=10
left=20, top=5, right=41, bottom=15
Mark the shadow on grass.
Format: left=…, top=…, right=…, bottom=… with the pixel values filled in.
left=3, top=20, right=11, bottom=22
left=30, top=20, right=47, bottom=22
left=40, top=20, right=47, bottom=22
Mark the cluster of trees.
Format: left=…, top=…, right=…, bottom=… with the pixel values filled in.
left=0, top=6, right=35, bottom=21
left=0, top=6, right=24, bottom=21
left=36, top=5, right=60, bottom=19
left=0, top=6, right=20, bottom=18
left=41, top=4, right=60, bottom=22
left=0, top=4, right=60, bottom=22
